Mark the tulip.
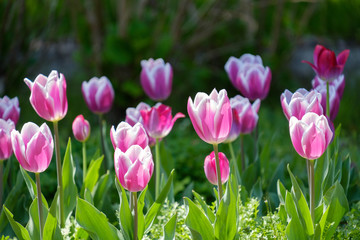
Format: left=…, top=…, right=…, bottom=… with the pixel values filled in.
left=280, top=89, right=323, bottom=120
left=204, top=151, right=230, bottom=185
left=110, top=122, right=148, bottom=152
left=225, top=54, right=263, bottom=84
left=82, top=76, right=115, bottom=114
left=302, top=44, right=349, bottom=82
left=72, top=115, right=90, bottom=142
left=0, top=96, right=20, bottom=125
left=0, top=119, right=15, bottom=161
left=312, top=75, right=345, bottom=100
left=313, top=84, right=340, bottom=121
left=140, top=58, right=173, bottom=101
left=24, top=70, right=68, bottom=122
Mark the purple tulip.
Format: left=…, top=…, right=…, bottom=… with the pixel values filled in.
left=0, top=119, right=15, bottom=160
left=11, top=122, right=54, bottom=173
left=24, top=71, right=68, bottom=122
left=0, top=96, right=20, bottom=125
left=312, top=75, right=345, bottom=99
left=140, top=58, right=173, bottom=101
left=313, top=84, right=340, bottom=121
left=82, top=76, right=115, bottom=114
left=72, top=115, right=90, bottom=142
left=204, top=151, right=230, bottom=185
left=110, top=122, right=148, bottom=152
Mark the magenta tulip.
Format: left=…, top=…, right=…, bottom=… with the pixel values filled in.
left=114, top=145, right=154, bottom=192
left=302, top=45, right=349, bottom=82
left=0, top=119, right=15, bottom=160
left=281, top=89, right=323, bottom=121
left=72, top=115, right=90, bottom=142
left=289, top=112, right=333, bottom=160
left=82, top=76, right=115, bottom=114
left=11, top=122, right=54, bottom=173
left=140, top=103, right=185, bottom=139
left=24, top=71, right=68, bottom=122
left=187, top=89, right=232, bottom=144
left=0, top=96, right=20, bottom=125
left=313, top=84, right=340, bottom=121
left=110, top=122, right=148, bottom=151
left=204, top=151, right=230, bottom=185
left=140, top=58, right=173, bottom=101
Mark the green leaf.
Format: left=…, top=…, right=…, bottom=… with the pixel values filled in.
left=43, top=212, right=62, bottom=240
left=3, top=206, right=31, bottom=240
left=340, top=155, right=351, bottom=195
left=93, top=171, right=112, bottom=209
left=20, top=168, right=48, bottom=208
left=277, top=180, right=286, bottom=204
left=137, top=187, right=147, bottom=240
left=163, top=214, right=177, bottom=240
left=75, top=198, right=122, bottom=240
left=285, top=192, right=307, bottom=240
left=314, top=154, right=327, bottom=206
left=250, top=178, right=263, bottom=200
left=115, top=179, right=133, bottom=240
left=84, top=188, right=94, bottom=205
left=241, top=162, right=258, bottom=192
left=184, top=197, right=214, bottom=240
left=26, top=197, right=49, bottom=240
left=193, top=191, right=215, bottom=223
left=82, top=156, right=104, bottom=196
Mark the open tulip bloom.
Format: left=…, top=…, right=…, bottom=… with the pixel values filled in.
left=110, top=122, right=149, bottom=152
left=0, top=96, right=20, bottom=125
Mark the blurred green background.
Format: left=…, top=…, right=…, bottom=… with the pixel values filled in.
left=1, top=0, right=360, bottom=202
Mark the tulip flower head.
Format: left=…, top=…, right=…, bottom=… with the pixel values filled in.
left=140, top=58, right=173, bottom=101
left=82, top=76, right=115, bottom=114
left=313, top=84, right=340, bottom=121
left=312, top=75, right=345, bottom=100
left=24, top=70, right=68, bottom=122
left=204, top=151, right=230, bottom=185
left=110, top=122, right=148, bottom=152
left=140, top=103, right=185, bottom=139
left=114, top=145, right=154, bottom=192
left=72, top=115, right=90, bottom=142
left=187, top=89, right=232, bottom=144
left=302, top=44, right=349, bottom=82
left=281, top=89, right=323, bottom=121
left=289, top=112, right=333, bottom=160
left=11, top=122, right=54, bottom=173
left=0, top=96, right=20, bottom=125
left=0, top=119, right=15, bottom=160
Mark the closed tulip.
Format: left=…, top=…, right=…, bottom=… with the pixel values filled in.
left=110, top=122, right=148, bottom=151
left=24, top=71, right=68, bottom=122
left=82, top=76, right=115, bottom=114
left=303, top=44, right=349, bottom=82
left=140, top=58, right=173, bottom=101
left=114, top=145, right=153, bottom=192
left=0, top=96, right=20, bottom=125
left=289, top=112, right=333, bottom=160
left=0, top=119, right=15, bottom=160
left=313, top=84, right=340, bottom=121
left=11, top=122, right=54, bottom=173
left=312, top=75, right=345, bottom=100
left=187, top=89, right=232, bottom=144
left=72, top=115, right=90, bottom=142
left=281, top=89, right=323, bottom=121
left=204, top=151, right=230, bottom=185
left=225, top=54, right=263, bottom=84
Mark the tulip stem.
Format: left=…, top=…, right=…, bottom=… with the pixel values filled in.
left=307, top=159, right=315, bottom=229
left=240, top=134, right=245, bottom=173
left=213, top=144, right=223, bottom=201
left=82, top=141, right=87, bottom=183
left=98, top=114, right=108, bottom=170
left=53, top=121, right=65, bottom=228
left=132, top=192, right=138, bottom=240
left=155, top=138, right=160, bottom=199
left=35, top=173, right=43, bottom=240
left=228, top=142, right=241, bottom=183
left=326, top=82, right=330, bottom=118
left=0, top=161, right=3, bottom=212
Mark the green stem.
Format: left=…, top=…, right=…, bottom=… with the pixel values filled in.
left=53, top=121, right=65, bottom=228
left=307, top=159, right=315, bottom=228
left=228, top=142, right=241, bottom=183
left=240, top=134, right=245, bottom=173
left=0, top=161, right=3, bottom=212
left=82, top=141, right=87, bottom=183
left=213, top=144, right=223, bottom=201
left=326, top=81, right=330, bottom=118
left=228, top=142, right=236, bottom=163
left=155, top=138, right=160, bottom=199
left=98, top=114, right=108, bottom=170
left=133, top=192, right=138, bottom=240
left=130, top=192, right=134, bottom=211
left=35, top=173, right=43, bottom=240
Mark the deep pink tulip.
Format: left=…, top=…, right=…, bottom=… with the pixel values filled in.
left=204, top=151, right=230, bottom=185
left=72, top=115, right=90, bottom=142
left=0, top=96, right=20, bottom=125
left=0, top=119, right=15, bottom=160
left=11, top=122, right=54, bottom=173
left=225, top=96, right=260, bottom=142
left=140, top=58, right=173, bottom=101
left=302, top=44, right=349, bottom=82
left=281, top=89, right=323, bottom=121
left=312, top=75, right=345, bottom=100
left=110, top=122, right=148, bottom=151
left=114, top=145, right=153, bottom=192
left=289, top=112, right=333, bottom=160
left=140, top=103, right=185, bottom=139
left=82, top=76, right=115, bottom=114
left=24, top=71, right=68, bottom=122
left=187, top=89, right=232, bottom=144
left=313, top=84, right=340, bottom=121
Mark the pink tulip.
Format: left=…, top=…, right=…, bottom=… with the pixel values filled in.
left=11, top=122, right=54, bottom=173
left=24, top=70, right=68, bottom=122
left=114, top=145, right=154, bottom=192
left=313, top=84, right=340, bottom=121
left=289, top=112, right=333, bottom=160
left=72, top=115, right=90, bottom=142
left=312, top=75, right=345, bottom=100
left=0, top=96, right=20, bottom=125
left=204, top=151, right=230, bottom=185
left=281, top=89, right=323, bottom=121
left=302, top=44, right=349, bottom=81
left=0, top=119, right=15, bottom=160
left=140, top=103, right=185, bottom=139
left=82, top=76, right=115, bottom=114
left=225, top=55, right=263, bottom=84
left=140, top=58, right=173, bottom=101
left=110, top=122, right=148, bottom=151
left=187, top=89, right=232, bottom=144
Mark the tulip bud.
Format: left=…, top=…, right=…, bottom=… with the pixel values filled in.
left=72, top=115, right=90, bottom=142
left=204, top=151, right=230, bottom=185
